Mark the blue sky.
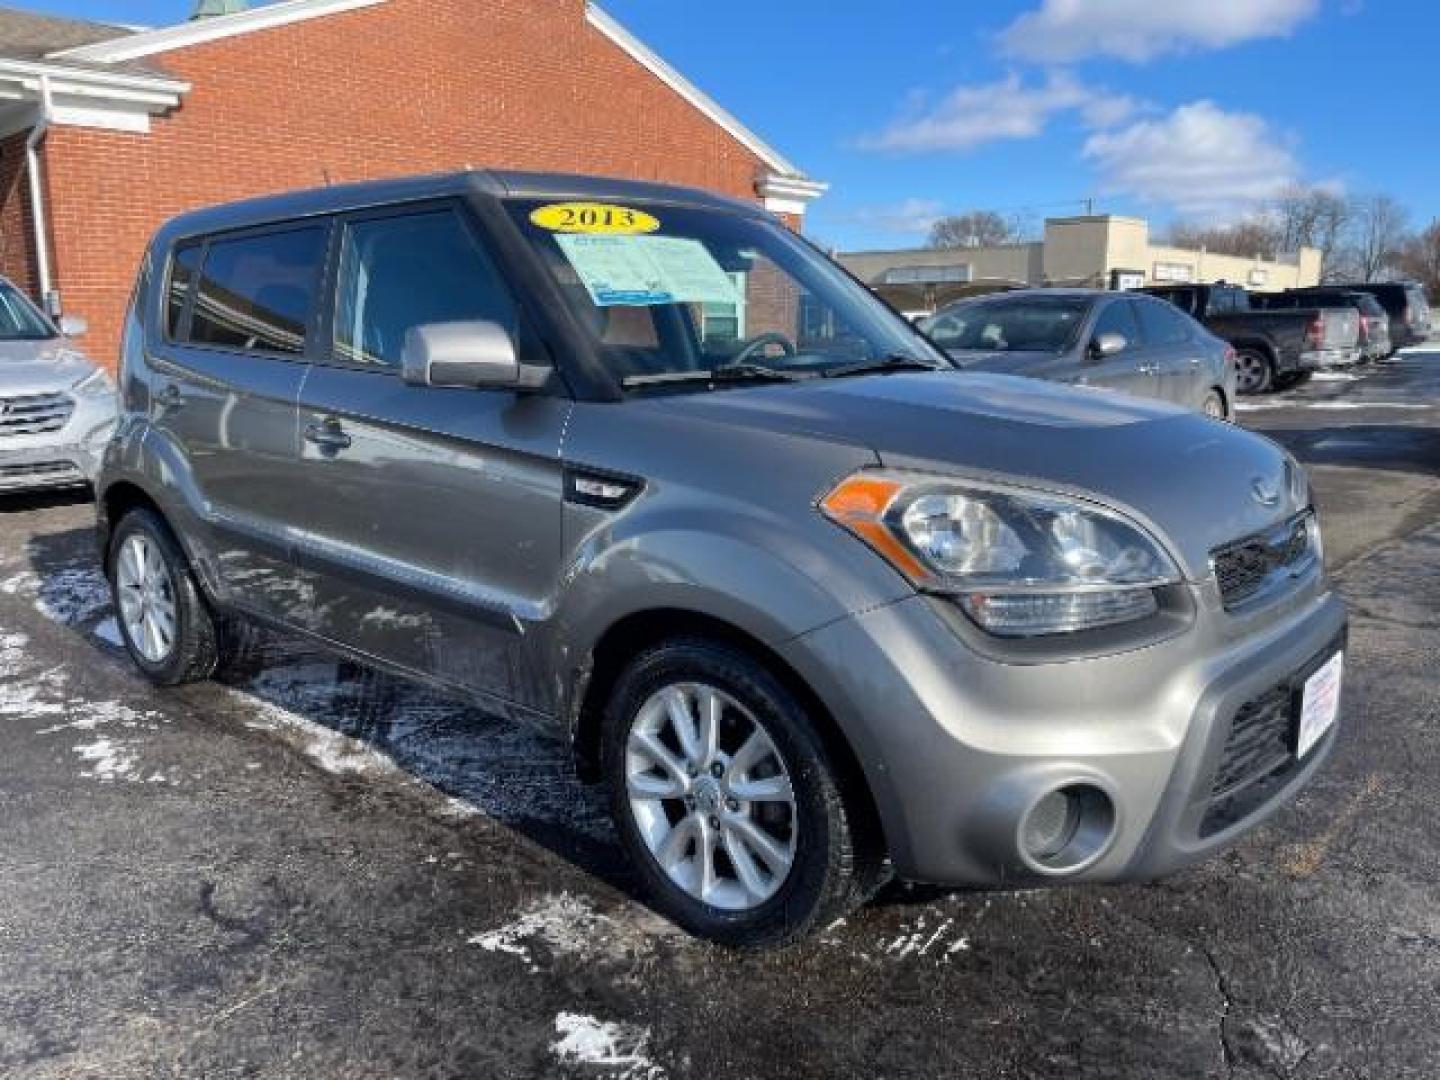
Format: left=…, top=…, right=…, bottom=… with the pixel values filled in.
left=17, top=0, right=1440, bottom=249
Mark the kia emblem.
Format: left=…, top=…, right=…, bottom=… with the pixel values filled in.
left=1251, top=476, right=1282, bottom=508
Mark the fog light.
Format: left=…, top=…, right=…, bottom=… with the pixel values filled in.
left=1023, top=790, right=1081, bottom=859
left=1018, top=784, right=1117, bottom=874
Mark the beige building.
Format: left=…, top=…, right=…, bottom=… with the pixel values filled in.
left=839, top=215, right=1322, bottom=314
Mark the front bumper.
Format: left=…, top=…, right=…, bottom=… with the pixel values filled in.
left=0, top=391, right=116, bottom=493
left=781, top=572, right=1347, bottom=885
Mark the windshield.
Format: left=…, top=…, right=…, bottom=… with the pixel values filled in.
left=0, top=281, right=55, bottom=342
left=505, top=199, right=944, bottom=386
left=923, top=296, right=1088, bottom=353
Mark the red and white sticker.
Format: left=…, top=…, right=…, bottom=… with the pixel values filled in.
left=1297, top=651, right=1343, bottom=759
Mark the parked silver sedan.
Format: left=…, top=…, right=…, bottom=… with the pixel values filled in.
left=921, top=289, right=1237, bottom=419
left=0, top=276, right=117, bottom=492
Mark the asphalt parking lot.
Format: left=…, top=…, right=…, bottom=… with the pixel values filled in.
left=2, top=351, right=1438, bottom=1079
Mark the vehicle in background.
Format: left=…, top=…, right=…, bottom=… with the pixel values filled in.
left=1337, top=282, right=1432, bottom=351
left=1254, top=289, right=1392, bottom=364
left=0, top=275, right=117, bottom=493
left=99, top=171, right=1345, bottom=948
left=1139, top=283, right=1360, bottom=395
left=920, top=289, right=1235, bottom=419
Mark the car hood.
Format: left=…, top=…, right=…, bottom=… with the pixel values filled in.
left=0, top=338, right=98, bottom=394
left=638, top=372, right=1295, bottom=578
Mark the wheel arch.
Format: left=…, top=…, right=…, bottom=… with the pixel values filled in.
left=570, top=606, right=887, bottom=860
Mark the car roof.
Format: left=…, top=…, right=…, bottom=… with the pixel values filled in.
left=949, top=288, right=1108, bottom=303
left=152, top=169, right=768, bottom=247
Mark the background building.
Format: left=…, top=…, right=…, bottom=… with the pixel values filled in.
left=840, top=214, right=1322, bottom=314
left=0, top=0, right=826, bottom=367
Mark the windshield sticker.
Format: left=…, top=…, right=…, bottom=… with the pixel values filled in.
left=530, top=202, right=661, bottom=235
left=555, top=234, right=742, bottom=308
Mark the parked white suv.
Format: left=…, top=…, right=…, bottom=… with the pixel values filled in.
left=0, top=276, right=117, bottom=492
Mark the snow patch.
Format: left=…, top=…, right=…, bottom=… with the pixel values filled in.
left=1237, top=400, right=1431, bottom=412
left=73, top=737, right=139, bottom=782
left=244, top=699, right=400, bottom=779
left=468, top=894, right=623, bottom=972
left=93, top=617, right=124, bottom=647
left=552, top=1013, right=665, bottom=1079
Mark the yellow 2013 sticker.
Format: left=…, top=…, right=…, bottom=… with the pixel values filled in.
left=530, top=202, right=661, bottom=235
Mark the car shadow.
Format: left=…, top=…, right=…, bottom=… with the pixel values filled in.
left=21, top=521, right=970, bottom=918
left=1255, top=424, right=1440, bottom=476
left=0, top=488, right=94, bottom=516
left=19, top=523, right=642, bottom=901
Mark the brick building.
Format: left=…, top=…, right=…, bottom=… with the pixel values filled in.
left=0, top=0, right=826, bottom=367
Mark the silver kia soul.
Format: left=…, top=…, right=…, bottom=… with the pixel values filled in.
left=99, top=172, right=1347, bottom=947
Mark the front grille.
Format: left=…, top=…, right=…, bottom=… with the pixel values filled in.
left=1212, top=514, right=1314, bottom=610
left=1210, top=685, right=1294, bottom=798
left=0, top=392, right=75, bottom=438
left=1201, top=683, right=1304, bottom=838
left=1199, top=637, right=1344, bottom=838
left=0, top=461, right=82, bottom=482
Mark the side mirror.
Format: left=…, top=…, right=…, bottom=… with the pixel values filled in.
left=59, top=315, right=88, bottom=338
left=1090, top=332, right=1128, bottom=359
left=400, top=321, right=548, bottom=391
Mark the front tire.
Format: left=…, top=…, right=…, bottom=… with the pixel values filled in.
left=1201, top=389, right=1229, bottom=421
left=603, top=638, right=878, bottom=949
left=107, top=508, right=219, bottom=686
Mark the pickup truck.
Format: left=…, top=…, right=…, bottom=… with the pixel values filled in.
left=1138, top=283, right=1360, bottom=394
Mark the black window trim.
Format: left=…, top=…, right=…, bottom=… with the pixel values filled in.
left=164, top=217, right=334, bottom=365
left=312, top=196, right=522, bottom=378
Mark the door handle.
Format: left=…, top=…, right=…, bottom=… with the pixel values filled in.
left=304, top=420, right=353, bottom=453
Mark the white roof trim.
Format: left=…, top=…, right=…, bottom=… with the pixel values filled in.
left=0, top=58, right=189, bottom=102
left=51, top=0, right=389, bottom=64
left=586, top=3, right=805, bottom=180
left=757, top=173, right=829, bottom=216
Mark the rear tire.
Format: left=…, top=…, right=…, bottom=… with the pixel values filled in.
left=1234, top=348, right=1274, bottom=395
left=603, top=637, right=879, bottom=949
left=107, top=508, right=219, bottom=686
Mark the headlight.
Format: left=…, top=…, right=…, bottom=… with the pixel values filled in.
left=821, top=471, right=1181, bottom=637
left=72, top=368, right=116, bottom=398
left=1287, top=455, right=1312, bottom=512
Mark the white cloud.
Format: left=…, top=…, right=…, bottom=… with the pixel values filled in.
left=1001, top=0, right=1319, bottom=63
left=1082, top=101, right=1301, bottom=218
left=862, top=72, right=1141, bottom=153
left=846, top=198, right=947, bottom=237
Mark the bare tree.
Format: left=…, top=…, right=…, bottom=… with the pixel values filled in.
left=1167, top=216, right=1282, bottom=259
left=1271, top=184, right=1351, bottom=279
left=1342, top=194, right=1410, bottom=281
left=928, top=211, right=1018, bottom=249
left=1395, top=220, right=1440, bottom=299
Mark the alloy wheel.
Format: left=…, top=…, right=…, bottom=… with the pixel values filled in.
left=115, top=533, right=178, bottom=664
left=1235, top=352, right=1268, bottom=394
left=625, top=682, right=798, bottom=911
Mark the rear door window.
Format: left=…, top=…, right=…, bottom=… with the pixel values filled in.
left=188, top=226, right=327, bottom=356
left=330, top=207, right=516, bottom=371
left=1136, top=298, right=1192, bottom=345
